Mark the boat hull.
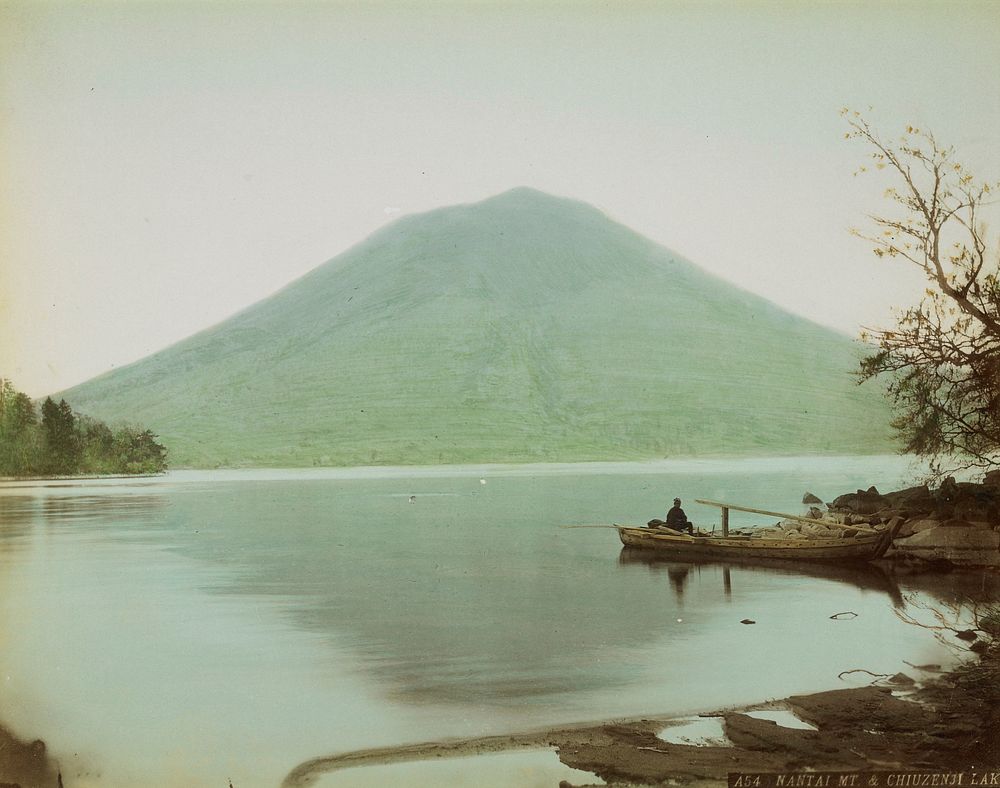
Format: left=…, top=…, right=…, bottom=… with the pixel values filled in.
left=615, top=525, right=893, bottom=562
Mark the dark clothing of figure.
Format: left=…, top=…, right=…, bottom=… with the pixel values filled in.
left=666, top=504, right=692, bottom=533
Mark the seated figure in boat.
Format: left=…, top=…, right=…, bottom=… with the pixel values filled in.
left=665, top=498, right=693, bottom=533
left=647, top=498, right=694, bottom=533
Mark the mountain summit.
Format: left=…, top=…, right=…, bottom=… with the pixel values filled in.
left=61, top=189, right=892, bottom=467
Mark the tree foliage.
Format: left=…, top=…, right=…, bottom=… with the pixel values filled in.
left=0, top=378, right=168, bottom=477
left=41, top=396, right=81, bottom=474
left=845, top=111, right=1000, bottom=477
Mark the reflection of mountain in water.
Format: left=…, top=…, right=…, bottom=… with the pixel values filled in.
left=10, top=482, right=993, bottom=711
left=137, top=484, right=940, bottom=707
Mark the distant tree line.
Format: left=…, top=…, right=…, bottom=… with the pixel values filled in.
left=0, top=378, right=167, bottom=477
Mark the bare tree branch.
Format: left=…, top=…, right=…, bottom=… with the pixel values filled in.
left=845, top=111, right=1000, bottom=478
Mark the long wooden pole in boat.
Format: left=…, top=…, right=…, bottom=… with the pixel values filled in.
left=693, top=499, right=878, bottom=534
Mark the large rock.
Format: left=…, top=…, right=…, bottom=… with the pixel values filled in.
left=889, top=525, right=1000, bottom=567
left=822, top=511, right=850, bottom=525
left=802, top=492, right=823, bottom=504
left=883, top=484, right=935, bottom=514
left=932, top=478, right=1000, bottom=522
left=938, top=517, right=992, bottom=529
left=896, top=518, right=940, bottom=538
left=830, top=487, right=889, bottom=515
left=955, top=497, right=1000, bottom=523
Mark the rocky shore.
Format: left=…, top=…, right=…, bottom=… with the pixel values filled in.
left=756, top=475, right=1000, bottom=569
left=547, top=643, right=1000, bottom=787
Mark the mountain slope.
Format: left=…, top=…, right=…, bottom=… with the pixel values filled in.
left=60, top=188, right=894, bottom=467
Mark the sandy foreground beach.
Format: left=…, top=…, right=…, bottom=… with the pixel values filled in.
left=1, top=648, right=997, bottom=788
left=278, top=642, right=996, bottom=788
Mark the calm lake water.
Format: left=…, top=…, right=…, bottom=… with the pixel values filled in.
left=0, top=456, right=986, bottom=787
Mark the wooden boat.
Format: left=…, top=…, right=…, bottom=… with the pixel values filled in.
left=615, top=525, right=895, bottom=561
left=615, top=499, right=900, bottom=563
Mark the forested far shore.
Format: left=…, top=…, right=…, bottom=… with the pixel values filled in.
left=0, top=378, right=167, bottom=477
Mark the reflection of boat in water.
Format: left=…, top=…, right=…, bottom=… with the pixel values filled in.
left=618, top=547, right=905, bottom=607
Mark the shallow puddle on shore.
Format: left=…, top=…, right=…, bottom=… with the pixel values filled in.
left=313, top=748, right=605, bottom=787
left=745, top=709, right=818, bottom=730
left=657, top=708, right=817, bottom=746
left=658, top=716, right=730, bottom=746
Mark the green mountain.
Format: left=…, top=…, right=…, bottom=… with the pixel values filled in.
left=59, top=188, right=894, bottom=467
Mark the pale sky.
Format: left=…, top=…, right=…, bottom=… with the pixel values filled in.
left=2, top=1, right=999, bottom=397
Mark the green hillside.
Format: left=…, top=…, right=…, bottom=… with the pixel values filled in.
left=59, top=188, right=894, bottom=467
